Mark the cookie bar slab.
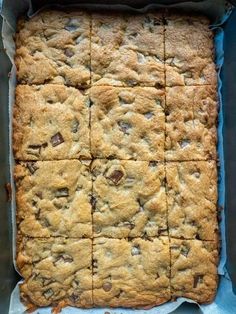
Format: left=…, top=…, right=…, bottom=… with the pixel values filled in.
left=17, top=237, right=92, bottom=308
left=91, top=86, right=165, bottom=161
left=91, top=159, right=167, bottom=238
left=93, top=237, right=170, bottom=308
left=91, top=13, right=164, bottom=87
left=165, top=15, right=217, bottom=86
left=15, top=160, right=92, bottom=238
left=166, top=161, right=218, bottom=241
left=15, top=10, right=90, bottom=87
left=13, top=85, right=90, bottom=160
left=170, top=238, right=218, bottom=303
left=165, top=86, right=217, bottom=161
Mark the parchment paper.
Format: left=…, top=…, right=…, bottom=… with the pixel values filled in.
left=1, top=0, right=235, bottom=313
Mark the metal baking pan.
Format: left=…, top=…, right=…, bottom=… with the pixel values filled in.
left=0, top=0, right=236, bottom=313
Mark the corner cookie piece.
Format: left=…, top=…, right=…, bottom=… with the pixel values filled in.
left=91, top=13, right=164, bottom=87
left=166, top=161, right=218, bottom=241
left=15, top=160, right=92, bottom=238
left=15, top=10, right=90, bottom=87
left=170, top=238, right=218, bottom=303
left=91, top=159, right=167, bottom=238
left=165, top=15, right=217, bottom=86
left=17, top=237, right=92, bottom=308
left=91, top=86, right=165, bottom=161
left=93, top=237, right=170, bottom=308
left=165, top=86, right=217, bottom=161
left=13, top=85, right=90, bottom=160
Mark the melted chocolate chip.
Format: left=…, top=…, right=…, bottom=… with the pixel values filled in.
left=118, top=121, right=132, bottom=134
left=107, top=170, right=124, bottom=185
left=50, top=132, right=64, bottom=147
left=26, top=162, right=38, bottom=174
left=180, top=246, right=190, bottom=257
left=103, top=282, right=112, bottom=292
left=193, top=275, right=203, bottom=288
left=65, top=48, right=74, bottom=58
left=55, top=187, right=69, bottom=198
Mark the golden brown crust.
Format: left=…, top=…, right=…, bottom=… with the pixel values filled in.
left=91, top=159, right=167, bottom=238
left=13, top=84, right=90, bottom=160
left=17, top=236, right=92, bottom=308
left=14, top=160, right=92, bottom=238
left=93, top=237, right=171, bottom=308
left=170, top=238, right=218, bottom=303
left=165, top=14, right=217, bottom=86
left=15, top=10, right=90, bottom=87
left=91, top=12, right=165, bottom=87
left=165, top=85, right=218, bottom=161
left=166, top=161, right=218, bottom=241
left=90, top=86, right=165, bottom=161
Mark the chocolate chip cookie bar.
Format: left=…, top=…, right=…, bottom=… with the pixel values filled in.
left=165, top=85, right=217, bottom=161
left=17, top=237, right=92, bottom=308
left=13, top=84, right=90, bottom=160
left=170, top=239, right=218, bottom=303
left=91, top=12, right=164, bottom=87
left=93, top=237, right=170, bottom=307
left=15, top=10, right=90, bottom=87
left=165, top=15, right=217, bottom=86
left=15, top=160, right=92, bottom=238
left=90, top=86, right=165, bottom=160
left=166, top=161, right=218, bottom=241
left=91, top=159, right=167, bottom=238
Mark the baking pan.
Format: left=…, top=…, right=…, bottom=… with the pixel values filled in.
left=0, top=0, right=236, bottom=313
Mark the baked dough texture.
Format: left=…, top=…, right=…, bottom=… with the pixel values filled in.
left=90, top=86, right=165, bottom=161
left=15, top=11, right=90, bottom=87
left=93, top=237, right=171, bottom=307
left=170, top=238, right=218, bottom=303
left=15, top=160, right=92, bottom=238
left=13, top=84, right=90, bottom=160
left=17, top=237, right=93, bottom=308
left=14, top=9, right=218, bottom=309
left=165, top=14, right=217, bottom=86
left=91, top=12, right=165, bottom=87
left=91, top=159, right=167, bottom=238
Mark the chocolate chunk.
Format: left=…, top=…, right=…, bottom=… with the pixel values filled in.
left=193, top=275, right=204, bottom=288
left=90, top=196, right=97, bottom=211
left=43, top=288, right=54, bottom=299
left=144, top=112, right=154, bottom=119
left=131, top=245, right=141, bottom=256
left=71, top=119, right=79, bottom=133
left=55, top=254, right=73, bottom=263
left=103, top=282, right=112, bottom=292
left=26, top=162, right=38, bottom=174
left=55, top=187, right=69, bottom=198
left=27, top=145, right=41, bottom=157
left=107, top=170, right=124, bottom=185
left=70, top=293, right=80, bottom=303
left=65, top=48, right=74, bottom=58
left=149, top=161, right=157, bottom=167
left=118, top=121, right=132, bottom=134
left=180, top=246, right=190, bottom=257
left=50, top=132, right=64, bottom=147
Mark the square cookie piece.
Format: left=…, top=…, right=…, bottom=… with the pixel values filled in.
left=13, top=85, right=90, bottom=160
left=17, top=237, right=92, bottom=308
left=165, top=86, right=217, bottom=161
left=15, top=10, right=90, bottom=87
left=93, top=237, right=170, bottom=308
left=165, top=15, right=217, bottom=86
left=15, top=160, right=92, bottom=238
left=91, top=86, right=165, bottom=161
left=166, top=161, right=218, bottom=241
left=91, top=159, right=167, bottom=238
left=170, top=238, right=218, bottom=303
left=91, top=13, right=164, bottom=87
